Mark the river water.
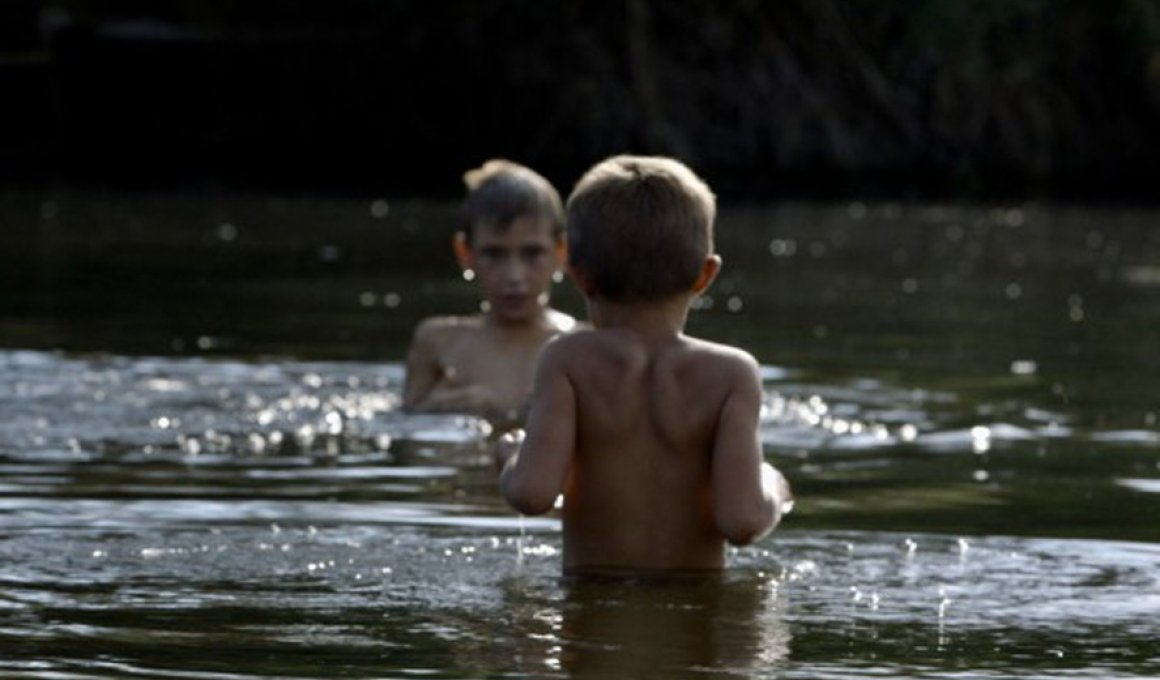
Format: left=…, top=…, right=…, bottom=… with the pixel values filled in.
left=1, top=192, right=1158, bottom=677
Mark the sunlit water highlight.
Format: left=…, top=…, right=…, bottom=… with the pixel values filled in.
left=2, top=349, right=1158, bottom=678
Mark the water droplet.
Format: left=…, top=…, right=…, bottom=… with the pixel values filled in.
left=938, top=593, right=953, bottom=618
left=181, top=436, right=201, bottom=456
left=1010, top=359, right=1037, bottom=376
left=971, top=426, right=991, bottom=454
left=323, top=410, right=343, bottom=435
left=769, top=239, right=797, bottom=256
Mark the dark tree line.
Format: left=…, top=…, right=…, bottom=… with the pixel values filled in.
left=2, top=0, right=1159, bottom=201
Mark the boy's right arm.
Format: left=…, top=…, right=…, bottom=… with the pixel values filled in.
left=402, top=319, right=442, bottom=410
left=498, top=340, right=576, bottom=515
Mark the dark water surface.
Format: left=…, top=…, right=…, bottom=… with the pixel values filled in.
left=1, top=192, right=1159, bottom=677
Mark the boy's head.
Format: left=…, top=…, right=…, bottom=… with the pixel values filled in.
left=460, top=159, right=565, bottom=246
left=565, top=155, right=717, bottom=302
left=454, top=159, right=567, bottom=323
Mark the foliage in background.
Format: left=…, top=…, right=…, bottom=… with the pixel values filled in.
left=2, top=0, right=1158, bottom=200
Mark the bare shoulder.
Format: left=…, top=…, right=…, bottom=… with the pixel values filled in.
left=678, top=337, right=762, bottom=397
left=538, top=326, right=600, bottom=359
left=545, top=309, right=586, bottom=333
left=684, top=336, right=760, bottom=372
left=535, top=327, right=620, bottom=375
left=411, top=314, right=485, bottom=343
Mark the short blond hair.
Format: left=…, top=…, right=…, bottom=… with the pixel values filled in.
left=461, top=159, right=564, bottom=244
left=565, top=155, right=716, bottom=301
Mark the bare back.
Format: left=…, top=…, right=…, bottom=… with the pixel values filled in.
left=502, top=326, right=773, bottom=575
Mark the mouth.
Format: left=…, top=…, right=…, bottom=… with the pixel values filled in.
left=494, top=293, right=537, bottom=314
left=498, top=293, right=532, bottom=307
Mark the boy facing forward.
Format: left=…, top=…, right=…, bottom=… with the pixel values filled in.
left=403, top=160, right=578, bottom=426
left=497, top=155, right=793, bottom=576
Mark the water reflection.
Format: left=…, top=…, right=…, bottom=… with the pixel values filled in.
left=4, top=514, right=1157, bottom=678
left=552, top=575, right=790, bottom=679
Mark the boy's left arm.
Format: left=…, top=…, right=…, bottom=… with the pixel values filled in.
left=711, top=352, right=784, bottom=545
left=497, top=341, right=575, bottom=515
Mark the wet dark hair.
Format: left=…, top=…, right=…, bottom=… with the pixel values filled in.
left=565, top=155, right=716, bottom=302
left=461, top=159, right=565, bottom=244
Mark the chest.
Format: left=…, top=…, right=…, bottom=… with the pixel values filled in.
left=438, top=332, right=545, bottom=397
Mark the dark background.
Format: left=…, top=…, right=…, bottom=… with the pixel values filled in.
left=3, top=0, right=1160, bottom=203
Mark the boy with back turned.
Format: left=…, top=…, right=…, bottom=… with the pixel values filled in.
left=497, top=155, right=793, bottom=576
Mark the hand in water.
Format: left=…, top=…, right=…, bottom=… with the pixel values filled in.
left=762, top=462, right=796, bottom=519
left=493, top=428, right=526, bottom=474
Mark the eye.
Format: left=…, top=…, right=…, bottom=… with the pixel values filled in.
left=477, top=246, right=506, bottom=262
left=520, top=245, right=549, bottom=262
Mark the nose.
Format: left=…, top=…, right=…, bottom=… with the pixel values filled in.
left=501, top=255, right=528, bottom=286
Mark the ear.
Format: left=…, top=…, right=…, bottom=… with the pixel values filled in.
left=691, top=255, right=722, bottom=294
left=452, top=232, right=473, bottom=269
left=553, top=239, right=567, bottom=269
left=567, top=263, right=598, bottom=297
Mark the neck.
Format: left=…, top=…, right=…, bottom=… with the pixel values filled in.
left=484, top=306, right=552, bottom=333
left=586, top=294, right=694, bottom=341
